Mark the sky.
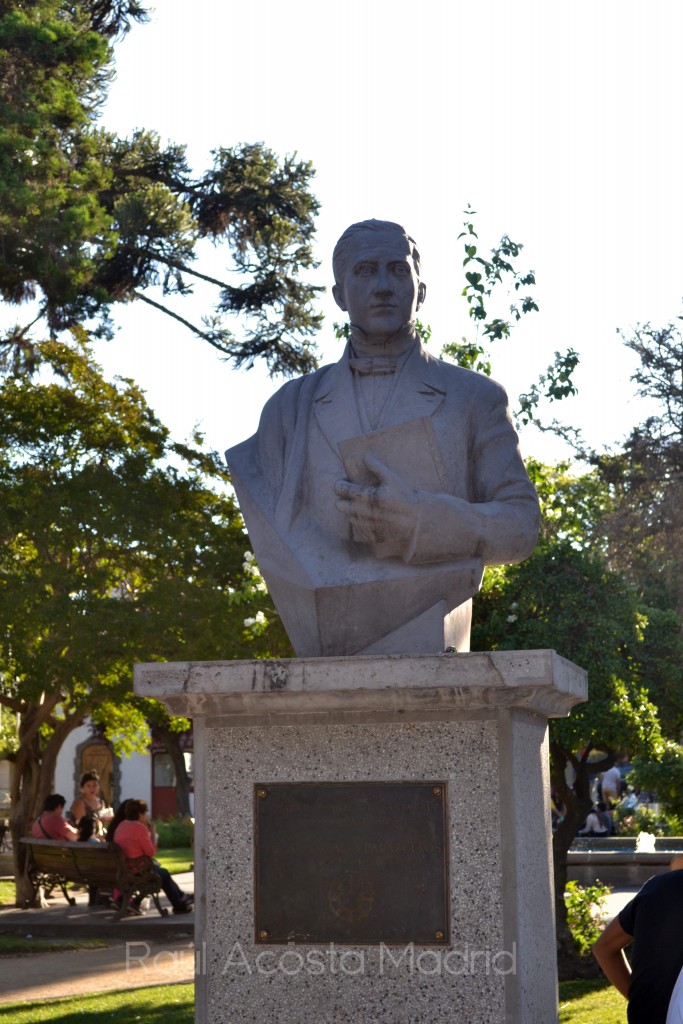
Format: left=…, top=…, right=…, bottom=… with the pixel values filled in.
left=90, top=0, right=683, bottom=467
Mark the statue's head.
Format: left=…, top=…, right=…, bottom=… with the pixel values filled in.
left=332, top=220, right=422, bottom=286
left=331, top=220, right=426, bottom=347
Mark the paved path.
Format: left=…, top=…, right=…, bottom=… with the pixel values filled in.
left=0, top=938, right=195, bottom=1003
left=0, top=883, right=638, bottom=1005
left=0, top=870, right=196, bottom=1004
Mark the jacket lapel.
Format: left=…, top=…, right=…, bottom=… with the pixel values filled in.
left=312, top=342, right=447, bottom=451
left=380, top=343, right=446, bottom=429
left=312, top=344, right=363, bottom=450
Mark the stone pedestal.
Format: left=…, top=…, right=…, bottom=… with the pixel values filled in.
left=135, top=650, right=586, bottom=1024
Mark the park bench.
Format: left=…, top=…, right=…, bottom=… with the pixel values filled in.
left=19, top=837, right=168, bottom=919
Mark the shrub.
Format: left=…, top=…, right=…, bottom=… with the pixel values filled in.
left=564, top=880, right=611, bottom=956
left=613, top=803, right=683, bottom=837
left=630, top=744, right=683, bottom=820
left=154, top=816, right=194, bottom=848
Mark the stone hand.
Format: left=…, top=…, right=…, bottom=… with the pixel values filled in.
left=334, top=453, right=419, bottom=552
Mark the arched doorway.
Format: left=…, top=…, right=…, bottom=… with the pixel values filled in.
left=74, top=736, right=119, bottom=807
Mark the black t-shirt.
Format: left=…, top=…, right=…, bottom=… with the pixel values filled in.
left=619, top=871, right=683, bottom=1024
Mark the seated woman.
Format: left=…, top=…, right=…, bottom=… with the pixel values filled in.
left=578, top=804, right=611, bottom=838
left=70, top=770, right=113, bottom=839
left=32, top=794, right=79, bottom=841
left=112, top=799, right=193, bottom=915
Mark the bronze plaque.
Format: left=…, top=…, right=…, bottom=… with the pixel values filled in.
left=254, top=781, right=449, bottom=945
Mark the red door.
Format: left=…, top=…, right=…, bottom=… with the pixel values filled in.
left=152, top=752, right=177, bottom=819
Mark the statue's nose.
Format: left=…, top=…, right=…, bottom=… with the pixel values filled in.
left=372, top=268, right=393, bottom=293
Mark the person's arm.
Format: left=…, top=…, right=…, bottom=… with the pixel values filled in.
left=593, top=917, right=633, bottom=999
left=70, top=797, right=85, bottom=823
left=137, top=817, right=157, bottom=857
left=61, top=820, right=80, bottom=842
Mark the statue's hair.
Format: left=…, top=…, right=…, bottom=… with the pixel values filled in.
left=332, top=220, right=421, bottom=285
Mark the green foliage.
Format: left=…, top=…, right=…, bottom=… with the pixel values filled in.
left=0, top=1, right=322, bottom=377
left=0, top=337, right=291, bottom=836
left=525, top=460, right=612, bottom=551
left=518, top=349, right=580, bottom=426
left=613, top=801, right=683, bottom=837
left=440, top=338, right=491, bottom=376
left=154, top=819, right=193, bottom=849
left=438, top=208, right=580, bottom=433
left=564, top=880, right=611, bottom=957
left=594, top=317, right=683, bottom=613
left=473, top=541, right=661, bottom=762
left=458, top=205, right=538, bottom=338
left=0, top=706, right=17, bottom=758
left=629, top=743, right=683, bottom=821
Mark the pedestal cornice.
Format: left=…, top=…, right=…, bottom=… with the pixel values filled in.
left=134, top=649, right=587, bottom=724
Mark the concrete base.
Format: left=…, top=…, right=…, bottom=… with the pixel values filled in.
left=135, top=650, right=586, bottom=1024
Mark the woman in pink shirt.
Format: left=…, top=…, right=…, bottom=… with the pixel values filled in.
left=32, top=794, right=79, bottom=841
left=112, top=799, right=192, bottom=915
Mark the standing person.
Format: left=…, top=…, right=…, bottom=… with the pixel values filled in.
left=32, top=794, right=79, bottom=840
left=112, top=799, right=193, bottom=915
left=70, top=770, right=113, bottom=837
left=601, top=763, right=623, bottom=806
left=593, top=856, right=683, bottom=1023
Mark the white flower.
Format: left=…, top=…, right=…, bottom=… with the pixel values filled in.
left=506, top=614, right=518, bottom=623
left=244, top=610, right=267, bottom=629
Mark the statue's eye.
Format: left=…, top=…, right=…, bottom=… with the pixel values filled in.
left=392, top=264, right=410, bottom=276
left=355, top=264, right=374, bottom=277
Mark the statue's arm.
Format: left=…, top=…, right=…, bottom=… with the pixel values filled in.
left=334, top=383, right=539, bottom=567
left=407, top=389, right=539, bottom=566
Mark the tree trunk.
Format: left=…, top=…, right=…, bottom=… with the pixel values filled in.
left=9, top=705, right=87, bottom=906
left=550, top=742, right=603, bottom=981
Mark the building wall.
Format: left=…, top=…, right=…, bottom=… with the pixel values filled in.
left=55, top=724, right=152, bottom=811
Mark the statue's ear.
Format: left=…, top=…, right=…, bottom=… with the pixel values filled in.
left=332, top=283, right=347, bottom=312
left=417, top=281, right=427, bottom=309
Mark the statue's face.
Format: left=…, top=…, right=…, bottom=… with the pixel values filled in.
left=332, top=229, right=425, bottom=344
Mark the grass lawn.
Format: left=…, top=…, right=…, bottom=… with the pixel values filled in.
left=0, top=935, right=108, bottom=956
left=154, top=847, right=193, bottom=875
left=0, top=878, right=14, bottom=906
left=558, top=979, right=627, bottom=1023
left=0, top=979, right=625, bottom=1022
left=0, top=983, right=194, bottom=1023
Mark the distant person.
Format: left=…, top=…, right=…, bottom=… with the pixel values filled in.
left=593, top=855, right=683, bottom=1023
left=112, top=799, right=193, bottom=915
left=601, top=763, right=623, bottom=806
left=70, top=770, right=113, bottom=837
left=551, top=788, right=566, bottom=831
left=105, top=798, right=134, bottom=842
left=31, top=794, right=78, bottom=841
left=77, top=816, right=103, bottom=843
left=578, top=804, right=610, bottom=838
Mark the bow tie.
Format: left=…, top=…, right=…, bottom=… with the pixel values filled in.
left=348, top=356, right=398, bottom=376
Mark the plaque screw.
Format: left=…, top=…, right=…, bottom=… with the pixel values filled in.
left=257, top=788, right=267, bottom=798
left=435, top=931, right=445, bottom=941
left=259, top=930, right=269, bottom=940
left=433, top=787, right=442, bottom=796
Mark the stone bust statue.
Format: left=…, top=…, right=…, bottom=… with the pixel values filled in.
left=226, top=220, right=539, bottom=657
